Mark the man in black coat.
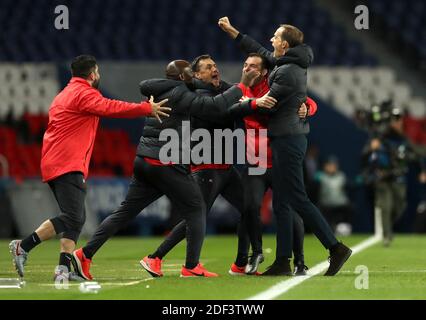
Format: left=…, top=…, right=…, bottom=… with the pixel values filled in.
left=219, top=17, right=352, bottom=276
left=73, top=60, right=258, bottom=279
left=141, top=55, right=276, bottom=277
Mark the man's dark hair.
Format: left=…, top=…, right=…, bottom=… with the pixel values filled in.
left=71, top=55, right=97, bottom=78
left=280, top=24, right=304, bottom=47
left=247, top=53, right=270, bottom=70
left=191, top=54, right=212, bottom=72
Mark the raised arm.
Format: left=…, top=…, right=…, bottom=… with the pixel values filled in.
left=184, top=84, right=246, bottom=117
left=78, top=87, right=170, bottom=121
left=218, top=16, right=276, bottom=68
left=78, top=88, right=152, bottom=118
left=177, top=70, right=261, bottom=117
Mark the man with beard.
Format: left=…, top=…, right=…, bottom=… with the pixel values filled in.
left=140, top=54, right=312, bottom=276
left=9, top=55, right=170, bottom=281
left=140, top=55, right=274, bottom=276
left=228, top=53, right=318, bottom=276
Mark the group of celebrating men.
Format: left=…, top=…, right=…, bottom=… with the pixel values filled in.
left=9, top=17, right=352, bottom=281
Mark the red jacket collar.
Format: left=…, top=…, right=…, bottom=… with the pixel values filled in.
left=70, top=77, right=91, bottom=86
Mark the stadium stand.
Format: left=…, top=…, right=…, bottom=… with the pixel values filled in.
left=0, top=0, right=376, bottom=64
left=308, top=67, right=426, bottom=119
left=0, top=0, right=424, bottom=236
left=0, top=63, right=136, bottom=178
left=367, top=0, right=426, bottom=72
left=0, top=0, right=382, bottom=180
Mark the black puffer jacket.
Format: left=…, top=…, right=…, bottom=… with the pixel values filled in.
left=137, top=78, right=243, bottom=167
left=236, top=33, right=313, bottom=137
left=190, top=79, right=236, bottom=164
left=191, top=79, right=234, bottom=127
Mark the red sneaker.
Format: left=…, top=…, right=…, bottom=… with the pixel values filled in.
left=181, top=263, right=218, bottom=278
left=72, top=248, right=93, bottom=280
left=140, top=256, right=163, bottom=277
left=228, top=263, right=247, bottom=276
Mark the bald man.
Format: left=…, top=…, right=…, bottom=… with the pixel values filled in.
left=73, top=60, right=258, bottom=279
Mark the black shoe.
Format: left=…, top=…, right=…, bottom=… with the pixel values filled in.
left=245, top=253, right=264, bottom=275
left=261, top=259, right=292, bottom=276
left=324, top=242, right=352, bottom=276
left=293, top=262, right=309, bottom=276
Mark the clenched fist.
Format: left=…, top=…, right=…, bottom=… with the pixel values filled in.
left=218, top=16, right=239, bottom=39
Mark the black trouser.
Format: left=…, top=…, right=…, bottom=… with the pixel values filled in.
left=153, top=166, right=261, bottom=263
left=84, top=156, right=206, bottom=268
left=238, top=167, right=306, bottom=263
left=271, top=135, right=337, bottom=259
left=48, top=172, right=87, bottom=242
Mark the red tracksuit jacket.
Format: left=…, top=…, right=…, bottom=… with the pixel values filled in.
left=41, top=77, right=152, bottom=182
left=242, top=77, right=318, bottom=168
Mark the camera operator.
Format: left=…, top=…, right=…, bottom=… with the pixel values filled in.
left=362, top=104, right=426, bottom=246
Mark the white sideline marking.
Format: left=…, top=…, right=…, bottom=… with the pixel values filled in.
left=339, top=270, right=426, bottom=273
left=247, top=235, right=381, bottom=300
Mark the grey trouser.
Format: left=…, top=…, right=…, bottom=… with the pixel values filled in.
left=375, top=181, right=407, bottom=239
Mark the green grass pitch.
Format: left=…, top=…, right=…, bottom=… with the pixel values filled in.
left=1, top=234, right=425, bottom=300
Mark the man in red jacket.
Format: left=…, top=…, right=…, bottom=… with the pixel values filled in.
left=9, top=55, right=170, bottom=281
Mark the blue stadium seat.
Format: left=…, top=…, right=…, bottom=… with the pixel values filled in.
left=368, top=0, right=425, bottom=68
left=0, top=0, right=377, bottom=66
